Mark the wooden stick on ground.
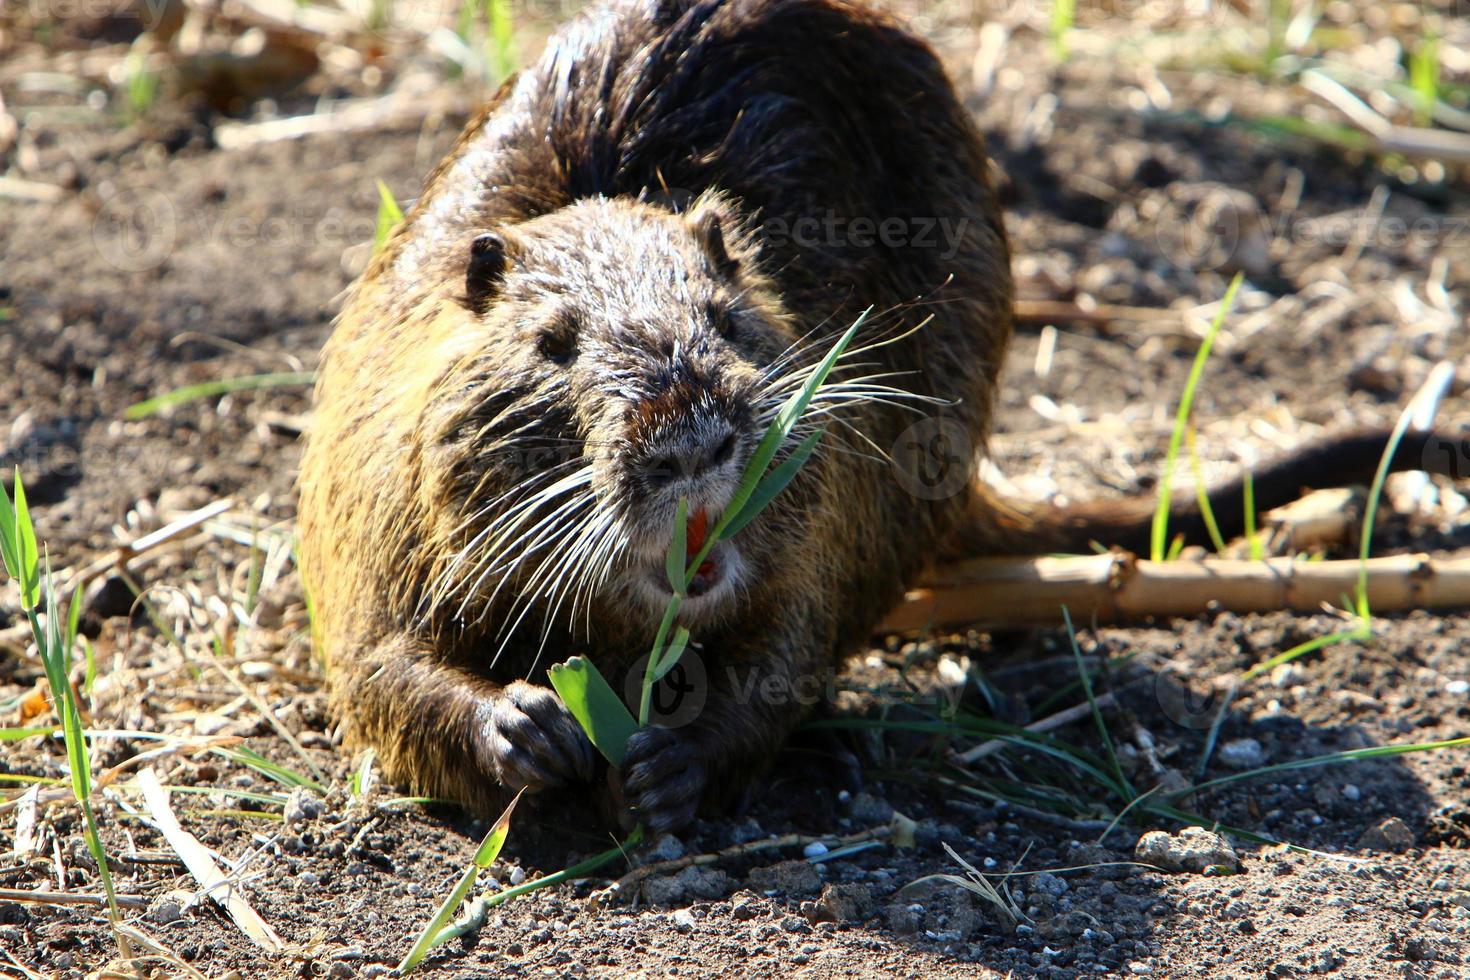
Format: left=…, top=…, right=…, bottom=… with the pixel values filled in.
left=878, top=552, right=1470, bottom=633
left=953, top=692, right=1119, bottom=765
left=0, top=888, right=146, bottom=910
left=59, top=498, right=234, bottom=598
left=1013, top=299, right=1180, bottom=327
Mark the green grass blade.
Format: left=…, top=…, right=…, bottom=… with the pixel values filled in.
left=66, top=582, right=82, bottom=651
left=0, top=726, right=56, bottom=742
left=1050, top=0, right=1075, bottom=58
left=398, top=789, right=524, bottom=974
left=1410, top=35, right=1440, bottom=125
left=717, top=426, right=825, bottom=542
left=1355, top=369, right=1444, bottom=617
left=1165, top=534, right=1185, bottom=561
left=650, top=627, right=690, bottom=685
left=14, top=474, right=38, bottom=609
left=703, top=309, right=870, bottom=563
left=211, top=745, right=326, bottom=794
left=1243, top=471, right=1263, bottom=560
left=1181, top=736, right=1470, bottom=799
left=82, top=638, right=98, bottom=698
left=351, top=748, right=377, bottom=798
left=635, top=598, right=681, bottom=727
left=47, top=569, right=91, bottom=801
left=665, top=498, right=688, bottom=596
left=1062, top=607, right=1134, bottom=801
left=475, top=830, right=638, bottom=914
left=1241, top=626, right=1367, bottom=682
left=486, top=0, right=516, bottom=80
left=1, top=471, right=40, bottom=609
left=1150, top=273, right=1242, bottom=561
left=1186, top=428, right=1228, bottom=553
left=472, top=787, right=523, bottom=867
left=375, top=180, right=405, bottom=255
left=1194, top=679, right=1237, bottom=780
left=125, top=371, right=316, bottom=420
left=398, top=864, right=479, bottom=974
left=548, top=656, right=639, bottom=766
left=0, top=472, right=19, bottom=585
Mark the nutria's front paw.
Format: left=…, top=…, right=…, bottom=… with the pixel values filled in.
left=483, top=681, right=596, bottom=791
left=619, top=726, right=708, bottom=833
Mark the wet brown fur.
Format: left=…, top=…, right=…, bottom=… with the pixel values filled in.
left=298, top=0, right=1461, bottom=826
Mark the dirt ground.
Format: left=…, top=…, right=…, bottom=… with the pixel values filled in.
left=3, top=1, right=1470, bottom=977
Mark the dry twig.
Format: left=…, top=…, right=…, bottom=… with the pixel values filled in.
left=881, top=552, right=1470, bottom=633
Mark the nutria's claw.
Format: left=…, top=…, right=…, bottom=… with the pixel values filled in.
left=484, top=681, right=596, bottom=791
left=620, top=726, right=708, bottom=833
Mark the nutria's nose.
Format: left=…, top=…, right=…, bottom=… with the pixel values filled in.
left=640, top=428, right=739, bottom=488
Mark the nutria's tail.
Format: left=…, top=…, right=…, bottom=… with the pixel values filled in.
left=944, top=428, right=1470, bottom=559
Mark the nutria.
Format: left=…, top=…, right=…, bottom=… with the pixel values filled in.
left=297, top=0, right=1463, bottom=831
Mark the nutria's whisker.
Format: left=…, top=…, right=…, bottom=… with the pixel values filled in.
left=434, top=466, right=597, bottom=624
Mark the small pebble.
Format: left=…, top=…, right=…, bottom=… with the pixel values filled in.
left=508, top=866, right=527, bottom=886
left=803, top=842, right=829, bottom=859
left=1447, top=679, right=1469, bottom=696
left=670, top=909, right=696, bottom=934
left=283, top=786, right=327, bottom=826
left=1217, top=738, right=1265, bottom=770
left=1135, top=827, right=1239, bottom=874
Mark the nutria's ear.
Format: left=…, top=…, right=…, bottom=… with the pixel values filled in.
left=466, top=231, right=512, bottom=308
left=688, top=208, right=740, bottom=279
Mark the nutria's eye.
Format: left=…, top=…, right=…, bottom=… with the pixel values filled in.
left=707, top=302, right=736, bottom=341
left=536, top=320, right=578, bottom=365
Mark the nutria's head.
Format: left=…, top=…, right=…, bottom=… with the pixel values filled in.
left=423, top=193, right=818, bottom=637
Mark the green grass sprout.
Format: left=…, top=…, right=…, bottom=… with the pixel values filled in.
left=1242, top=470, right=1264, bottom=560
left=124, top=48, right=157, bottom=120
left=1151, top=273, right=1243, bottom=561
left=124, top=371, right=315, bottom=420
left=375, top=180, right=405, bottom=255
left=1050, top=0, right=1075, bottom=60
left=398, top=789, right=524, bottom=975
left=1409, top=33, right=1441, bottom=127
left=1178, top=736, right=1470, bottom=800
left=485, top=0, right=517, bottom=81
left=350, top=748, right=378, bottom=799
left=1062, top=607, right=1133, bottom=802
left=1186, top=427, right=1228, bottom=553
left=1242, top=364, right=1450, bottom=681
left=1, top=470, right=131, bottom=959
